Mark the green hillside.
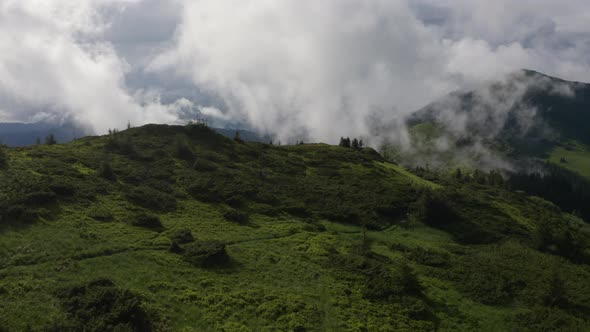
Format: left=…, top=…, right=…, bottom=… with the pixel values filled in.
left=1, top=124, right=590, bottom=331
left=548, top=142, right=590, bottom=179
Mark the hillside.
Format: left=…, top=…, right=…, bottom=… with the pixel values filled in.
left=399, top=70, right=590, bottom=173
left=1, top=124, right=590, bottom=331
left=386, top=70, right=590, bottom=223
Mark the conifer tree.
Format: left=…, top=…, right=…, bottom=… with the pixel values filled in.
left=45, top=134, right=57, bottom=145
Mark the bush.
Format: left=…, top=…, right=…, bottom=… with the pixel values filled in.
left=1, top=205, right=39, bottom=224
left=98, top=161, right=117, bottom=181
left=192, top=159, right=218, bottom=172
left=54, top=279, right=154, bottom=332
left=223, top=208, right=250, bottom=225
left=49, top=177, right=77, bottom=196
left=413, top=189, right=459, bottom=226
left=24, top=190, right=56, bottom=205
left=170, top=228, right=194, bottom=244
left=513, top=307, right=586, bottom=332
left=168, top=241, right=183, bottom=254
left=174, top=136, right=195, bottom=162
left=131, top=213, right=163, bottom=230
left=0, top=146, right=7, bottom=168
left=126, top=186, right=177, bottom=211
left=404, top=247, right=450, bottom=268
left=88, top=206, right=114, bottom=222
left=183, top=241, right=229, bottom=267
left=105, top=132, right=135, bottom=155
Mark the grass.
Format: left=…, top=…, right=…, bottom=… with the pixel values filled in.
left=0, top=124, right=589, bottom=331
left=548, top=141, right=590, bottom=179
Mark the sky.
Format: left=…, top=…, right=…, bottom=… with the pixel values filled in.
left=0, top=0, right=589, bottom=142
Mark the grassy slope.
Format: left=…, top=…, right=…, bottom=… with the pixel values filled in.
left=548, top=142, right=590, bottom=179
left=0, top=124, right=589, bottom=331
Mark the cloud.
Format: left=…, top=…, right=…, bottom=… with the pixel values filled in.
left=0, top=0, right=191, bottom=133
left=1, top=0, right=590, bottom=144
left=151, top=0, right=590, bottom=143
left=150, top=0, right=459, bottom=142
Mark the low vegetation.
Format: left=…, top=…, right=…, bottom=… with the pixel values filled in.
left=0, top=123, right=589, bottom=331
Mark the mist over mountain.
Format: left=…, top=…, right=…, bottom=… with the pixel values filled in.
left=384, top=70, right=590, bottom=173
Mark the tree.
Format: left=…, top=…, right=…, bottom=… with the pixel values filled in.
left=339, top=137, right=351, bottom=148
left=359, top=139, right=364, bottom=149
left=454, top=168, right=463, bottom=181
left=98, top=160, right=117, bottom=181
left=174, top=136, right=195, bottom=161
left=0, top=145, right=7, bottom=168
left=45, top=134, right=57, bottom=145
left=399, top=261, right=422, bottom=295
left=352, top=138, right=360, bottom=150
left=233, top=131, right=243, bottom=143
left=543, top=270, right=568, bottom=308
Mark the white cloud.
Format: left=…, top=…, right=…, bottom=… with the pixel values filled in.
left=151, top=0, right=590, bottom=143
left=1, top=0, right=590, bottom=143
left=0, top=0, right=190, bottom=133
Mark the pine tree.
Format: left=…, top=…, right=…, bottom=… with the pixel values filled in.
left=45, top=134, right=57, bottom=145
left=352, top=138, right=360, bottom=150
left=339, top=137, right=351, bottom=148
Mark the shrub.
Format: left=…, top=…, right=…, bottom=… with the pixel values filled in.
left=187, top=180, right=223, bottom=203
left=0, top=146, right=7, bottom=168
left=183, top=241, right=229, bottom=267
left=223, top=208, right=250, bottom=225
left=361, top=258, right=422, bottom=300
left=192, top=158, right=218, bottom=171
left=54, top=279, right=154, bottom=332
left=24, top=190, right=56, bottom=205
left=49, top=177, right=77, bottom=196
left=98, top=161, right=117, bottom=181
left=174, top=136, right=195, bottom=162
left=170, top=228, right=194, bottom=244
left=105, top=132, right=135, bottom=155
left=404, top=247, right=450, bottom=268
left=126, top=186, right=177, bottom=211
left=1, top=205, right=39, bottom=224
left=168, top=241, right=184, bottom=254
left=413, top=189, right=459, bottom=226
left=88, top=206, right=114, bottom=222
left=131, top=213, right=163, bottom=230
left=513, top=307, right=586, bottom=332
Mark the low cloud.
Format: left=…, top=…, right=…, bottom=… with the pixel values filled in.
left=1, top=0, right=589, bottom=144
left=151, top=0, right=590, bottom=143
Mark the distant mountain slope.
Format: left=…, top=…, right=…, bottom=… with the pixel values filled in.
left=0, top=124, right=589, bottom=331
left=396, top=70, right=590, bottom=175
